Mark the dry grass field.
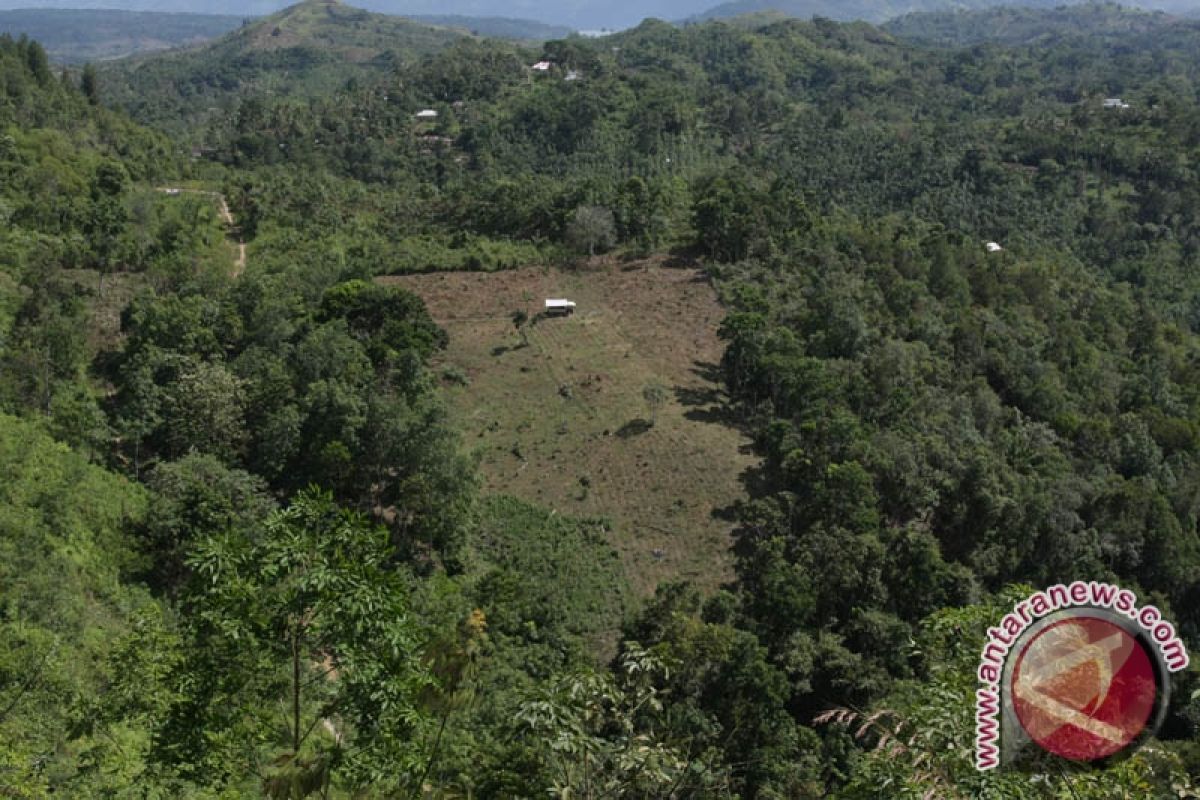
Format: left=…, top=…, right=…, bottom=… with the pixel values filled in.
left=383, top=259, right=756, bottom=597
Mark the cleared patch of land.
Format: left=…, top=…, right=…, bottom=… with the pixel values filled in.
left=384, top=260, right=755, bottom=597
left=63, top=269, right=148, bottom=353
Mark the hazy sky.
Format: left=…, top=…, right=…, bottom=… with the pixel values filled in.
left=0, top=0, right=705, bottom=28
left=0, top=0, right=1194, bottom=32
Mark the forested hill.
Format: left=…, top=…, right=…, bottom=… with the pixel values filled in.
left=688, top=0, right=1089, bottom=24
left=97, top=1, right=467, bottom=132
left=5, top=0, right=1200, bottom=27
left=0, top=9, right=565, bottom=65
left=151, top=10, right=1200, bottom=794
left=884, top=1, right=1185, bottom=46
left=8, top=3, right=1200, bottom=797
left=407, top=14, right=573, bottom=39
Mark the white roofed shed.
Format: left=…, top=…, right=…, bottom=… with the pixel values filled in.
left=545, top=298, right=576, bottom=315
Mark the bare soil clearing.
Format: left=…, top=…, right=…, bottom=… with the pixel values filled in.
left=384, top=260, right=755, bottom=596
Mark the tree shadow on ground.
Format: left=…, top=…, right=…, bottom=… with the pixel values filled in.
left=662, top=248, right=702, bottom=269
left=692, top=360, right=723, bottom=384
left=710, top=463, right=771, bottom=522
left=669, top=359, right=774, bottom=529
left=491, top=342, right=530, bottom=356
left=674, top=361, right=751, bottom=429
left=616, top=418, right=654, bottom=438
left=676, top=385, right=721, bottom=407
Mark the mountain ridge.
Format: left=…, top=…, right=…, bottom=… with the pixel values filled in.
left=0, top=4, right=569, bottom=64
left=688, top=0, right=1096, bottom=25
left=4, top=0, right=1200, bottom=29
left=96, top=1, right=469, bottom=133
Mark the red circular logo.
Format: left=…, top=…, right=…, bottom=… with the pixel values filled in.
left=1011, top=617, right=1157, bottom=761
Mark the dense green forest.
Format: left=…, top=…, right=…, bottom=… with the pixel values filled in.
left=5, top=2, right=1200, bottom=796
left=883, top=1, right=1185, bottom=46
left=689, top=0, right=1089, bottom=24
left=97, top=2, right=469, bottom=135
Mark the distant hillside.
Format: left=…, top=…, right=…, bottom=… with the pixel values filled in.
left=409, top=14, right=572, bottom=40
left=0, top=0, right=283, bottom=12
left=99, top=0, right=468, bottom=134
left=3, top=0, right=1200, bottom=28
left=0, top=9, right=243, bottom=62
left=0, top=7, right=567, bottom=65
left=690, top=0, right=1094, bottom=24
left=883, top=2, right=1181, bottom=46
left=681, top=0, right=1200, bottom=25
left=192, top=0, right=463, bottom=58
left=0, top=0, right=699, bottom=29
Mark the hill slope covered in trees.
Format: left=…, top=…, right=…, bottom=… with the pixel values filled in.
left=5, top=4, right=1200, bottom=797
left=0, top=8, right=567, bottom=65
left=689, top=0, right=1092, bottom=24
left=97, top=1, right=468, bottom=133
left=884, top=1, right=1184, bottom=46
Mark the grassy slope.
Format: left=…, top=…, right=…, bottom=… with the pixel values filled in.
left=387, top=260, right=755, bottom=598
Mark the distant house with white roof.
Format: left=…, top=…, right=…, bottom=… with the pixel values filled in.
left=531, top=60, right=552, bottom=72
left=416, top=109, right=439, bottom=119
left=1103, top=98, right=1130, bottom=110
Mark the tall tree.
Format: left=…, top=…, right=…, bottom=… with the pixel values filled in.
left=565, top=205, right=616, bottom=257
left=81, top=63, right=99, bottom=105
left=159, top=489, right=433, bottom=795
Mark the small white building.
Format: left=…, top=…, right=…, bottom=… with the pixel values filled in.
left=565, top=70, right=581, bottom=82
left=986, top=242, right=1003, bottom=253
left=415, top=109, right=439, bottom=119
left=531, top=60, right=552, bottom=72
left=545, top=298, right=576, bottom=316
left=1103, top=98, right=1130, bottom=110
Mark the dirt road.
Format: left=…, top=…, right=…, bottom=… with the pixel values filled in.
left=159, top=187, right=246, bottom=277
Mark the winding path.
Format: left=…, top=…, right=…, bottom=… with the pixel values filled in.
left=158, top=187, right=246, bottom=277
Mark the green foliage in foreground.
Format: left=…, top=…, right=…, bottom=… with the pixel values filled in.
left=470, top=495, right=632, bottom=657
left=0, top=412, right=150, bottom=797
left=8, top=5, right=1200, bottom=797
left=158, top=488, right=432, bottom=794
